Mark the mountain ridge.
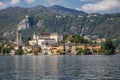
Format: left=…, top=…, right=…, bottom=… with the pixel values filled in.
left=48, top=5, right=87, bottom=15
left=0, top=5, right=120, bottom=41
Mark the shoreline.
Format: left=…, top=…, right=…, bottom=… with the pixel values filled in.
left=0, top=52, right=117, bottom=56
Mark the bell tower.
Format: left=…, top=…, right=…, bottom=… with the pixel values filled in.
left=16, top=31, right=22, bottom=46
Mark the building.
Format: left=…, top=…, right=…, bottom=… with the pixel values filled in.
left=65, top=43, right=77, bottom=54
left=29, top=33, right=63, bottom=46
left=64, top=43, right=101, bottom=55
left=51, top=44, right=64, bottom=55
left=38, top=39, right=56, bottom=46
left=28, top=39, right=37, bottom=46
left=50, top=33, right=63, bottom=43
left=38, top=33, right=63, bottom=43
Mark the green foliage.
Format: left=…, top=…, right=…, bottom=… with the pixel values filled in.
left=3, top=47, right=11, bottom=55
left=113, top=38, right=120, bottom=50
left=101, top=39, right=116, bottom=55
left=92, top=49, right=98, bottom=53
left=76, top=48, right=82, bottom=55
left=0, top=43, right=11, bottom=55
left=67, top=49, right=71, bottom=53
left=0, top=43, right=3, bottom=54
left=15, top=49, right=24, bottom=55
left=71, top=35, right=85, bottom=43
left=65, top=35, right=86, bottom=43
left=82, top=48, right=92, bottom=55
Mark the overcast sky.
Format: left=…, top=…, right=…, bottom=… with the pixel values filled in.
left=0, top=0, right=120, bottom=13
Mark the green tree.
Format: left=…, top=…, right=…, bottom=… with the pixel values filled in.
left=0, top=42, right=3, bottom=54
left=82, top=48, right=92, bottom=55
left=67, top=49, right=71, bottom=53
left=0, top=43, right=11, bottom=55
left=71, top=35, right=85, bottom=43
left=65, top=35, right=86, bottom=43
left=3, top=45, right=11, bottom=55
left=76, top=48, right=82, bottom=55
left=102, top=39, right=116, bottom=55
left=15, top=49, right=24, bottom=55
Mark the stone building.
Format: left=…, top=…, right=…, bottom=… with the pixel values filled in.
left=29, top=33, right=63, bottom=46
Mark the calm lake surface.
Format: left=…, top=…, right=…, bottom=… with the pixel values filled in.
left=0, top=54, right=120, bottom=80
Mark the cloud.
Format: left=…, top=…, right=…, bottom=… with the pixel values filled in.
left=0, top=2, right=7, bottom=9
left=25, top=0, right=35, bottom=4
left=76, top=8, right=81, bottom=11
left=46, top=0, right=65, bottom=5
left=10, top=0, right=20, bottom=4
left=80, top=0, right=94, bottom=2
left=0, top=0, right=20, bottom=10
left=78, top=0, right=120, bottom=13
left=80, top=0, right=101, bottom=2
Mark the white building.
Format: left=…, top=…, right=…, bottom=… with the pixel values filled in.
left=50, top=33, right=63, bottom=43
left=29, top=39, right=37, bottom=46
left=29, top=33, right=63, bottom=46
left=38, top=39, right=56, bottom=46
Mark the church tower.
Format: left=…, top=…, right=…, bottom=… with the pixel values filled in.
left=16, top=31, right=22, bottom=46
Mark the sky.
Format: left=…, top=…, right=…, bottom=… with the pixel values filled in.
left=0, top=0, right=120, bottom=13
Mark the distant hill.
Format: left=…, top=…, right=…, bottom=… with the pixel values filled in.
left=0, top=5, right=120, bottom=41
left=48, top=5, right=87, bottom=15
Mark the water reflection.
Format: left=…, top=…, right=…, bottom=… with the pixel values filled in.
left=0, top=55, right=120, bottom=79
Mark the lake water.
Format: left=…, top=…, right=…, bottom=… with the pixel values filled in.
left=0, top=54, right=120, bottom=80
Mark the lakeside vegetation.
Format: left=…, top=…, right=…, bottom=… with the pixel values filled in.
left=100, top=39, right=116, bottom=55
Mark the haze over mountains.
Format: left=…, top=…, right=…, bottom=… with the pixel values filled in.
left=0, top=5, right=120, bottom=41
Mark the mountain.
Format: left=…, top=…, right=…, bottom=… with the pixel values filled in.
left=0, top=5, right=120, bottom=42
left=48, top=5, right=87, bottom=15
left=0, top=7, right=28, bottom=33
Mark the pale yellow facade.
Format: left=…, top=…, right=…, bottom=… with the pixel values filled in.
left=51, top=45, right=64, bottom=55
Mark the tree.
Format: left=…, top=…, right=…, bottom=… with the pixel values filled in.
left=71, top=35, right=85, bottom=43
left=15, top=49, right=24, bottom=55
left=65, top=35, right=86, bottom=43
left=0, top=42, right=3, bottom=55
left=82, top=48, right=92, bottom=55
left=102, top=39, right=116, bottom=55
left=76, top=48, right=82, bottom=55
left=0, top=43, right=3, bottom=52
left=0, top=43, right=11, bottom=55
left=67, top=49, right=71, bottom=53
left=3, top=45, right=11, bottom=55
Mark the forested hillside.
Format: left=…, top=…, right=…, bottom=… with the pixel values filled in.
left=0, top=5, right=120, bottom=41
